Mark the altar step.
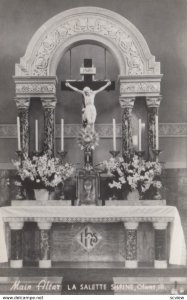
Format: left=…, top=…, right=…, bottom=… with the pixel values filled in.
left=1, top=262, right=187, bottom=276
left=0, top=272, right=187, bottom=295
left=0, top=263, right=187, bottom=295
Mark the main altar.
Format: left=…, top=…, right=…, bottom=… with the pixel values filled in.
left=0, top=7, right=186, bottom=276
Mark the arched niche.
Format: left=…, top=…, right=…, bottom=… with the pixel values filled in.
left=13, top=7, right=162, bottom=156
left=15, top=7, right=160, bottom=77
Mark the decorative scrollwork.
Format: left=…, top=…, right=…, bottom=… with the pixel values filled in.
left=126, top=229, right=137, bottom=260
left=32, top=16, right=144, bottom=76
left=16, top=83, right=56, bottom=94
left=120, top=82, right=160, bottom=94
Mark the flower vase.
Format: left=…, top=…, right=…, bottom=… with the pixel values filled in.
left=34, top=189, right=49, bottom=201
left=127, top=189, right=140, bottom=201
left=154, top=189, right=162, bottom=200
left=49, top=190, right=55, bottom=200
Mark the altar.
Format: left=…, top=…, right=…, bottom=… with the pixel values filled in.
left=0, top=205, right=186, bottom=269
left=1, top=6, right=186, bottom=280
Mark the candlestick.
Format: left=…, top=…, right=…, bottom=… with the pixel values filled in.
left=58, top=150, right=67, bottom=161
left=16, top=150, right=23, bottom=161
left=35, top=120, right=38, bottom=152
left=135, top=150, right=145, bottom=159
left=17, top=116, right=21, bottom=151
left=152, top=149, right=162, bottom=162
left=61, top=119, right=64, bottom=151
left=112, top=118, right=116, bottom=151
left=109, top=150, right=120, bottom=158
left=138, top=119, right=142, bottom=151
left=155, top=115, right=159, bottom=150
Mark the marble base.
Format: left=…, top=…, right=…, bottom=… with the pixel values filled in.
left=39, top=260, right=51, bottom=268
left=105, top=200, right=166, bottom=206
left=10, top=260, right=23, bottom=268
left=74, top=200, right=102, bottom=206
left=125, top=260, right=138, bottom=268
left=11, top=200, right=72, bottom=206
left=154, top=260, right=167, bottom=269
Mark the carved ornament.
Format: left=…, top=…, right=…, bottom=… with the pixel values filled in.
left=16, top=83, right=56, bottom=94
left=3, top=216, right=174, bottom=223
left=119, top=97, right=135, bottom=109
left=153, top=222, right=168, bottom=230
left=120, top=82, right=160, bottom=94
left=31, top=16, right=144, bottom=76
left=146, top=97, right=162, bottom=108
left=75, top=225, right=102, bottom=252
left=14, top=98, right=30, bottom=109
left=124, top=222, right=139, bottom=230
left=41, top=98, right=57, bottom=109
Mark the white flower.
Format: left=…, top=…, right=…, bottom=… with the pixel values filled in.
left=117, top=168, right=123, bottom=176
left=119, top=157, right=124, bottom=163
left=109, top=181, right=122, bottom=189
left=119, top=176, right=126, bottom=184
left=153, top=181, right=162, bottom=189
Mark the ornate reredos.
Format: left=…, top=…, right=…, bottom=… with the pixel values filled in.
left=15, top=7, right=161, bottom=77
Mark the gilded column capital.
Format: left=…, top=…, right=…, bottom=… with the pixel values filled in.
left=124, top=222, right=139, bottom=230
left=14, top=97, right=30, bottom=109
left=9, top=221, right=24, bottom=230
left=153, top=222, right=168, bottom=230
left=37, top=222, right=52, bottom=230
left=119, top=97, right=135, bottom=109
left=41, top=97, right=57, bottom=109
left=146, top=96, right=162, bottom=108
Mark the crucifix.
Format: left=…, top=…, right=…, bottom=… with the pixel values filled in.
left=61, top=58, right=115, bottom=127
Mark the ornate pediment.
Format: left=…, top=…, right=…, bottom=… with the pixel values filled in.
left=15, top=7, right=161, bottom=77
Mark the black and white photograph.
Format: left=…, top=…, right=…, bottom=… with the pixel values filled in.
left=0, top=0, right=187, bottom=297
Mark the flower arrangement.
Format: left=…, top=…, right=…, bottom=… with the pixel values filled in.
left=12, top=154, right=75, bottom=190
left=103, top=154, right=162, bottom=196
left=77, top=126, right=99, bottom=151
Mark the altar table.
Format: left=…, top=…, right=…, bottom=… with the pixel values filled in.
left=0, top=205, right=186, bottom=268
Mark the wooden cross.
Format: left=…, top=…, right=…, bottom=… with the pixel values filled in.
left=61, top=59, right=115, bottom=91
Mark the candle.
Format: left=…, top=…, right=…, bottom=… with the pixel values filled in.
left=17, top=116, right=21, bottom=151
left=35, top=120, right=38, bottom=152
left=155, top=115, right=159, bottom=149
left=61, top=119, right=64, bottom=151
left=132, top=135, right=138, bottom=147
left=112, top=118, right=116, bottom=151
left=138, top=119, right=142, bottom=151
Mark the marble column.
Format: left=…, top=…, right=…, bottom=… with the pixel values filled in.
left=153, top=222, right=168, bottom=268
left=15, top=98, right=30, bottom=155
left=124, top=222, right=139, bottom=268
left=9, top=222, right=24, bottom=268
left=41, top=98, right=57, bottom=156
left=119, top=97, right=135, bottom=157
left=37, top=222, right=52, bottom=268
left=146, top=97, right=161, bottom=160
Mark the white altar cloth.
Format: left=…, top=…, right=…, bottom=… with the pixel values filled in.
left=0, top=205, right=186, bottom=266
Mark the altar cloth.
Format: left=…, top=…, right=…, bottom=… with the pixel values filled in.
left=0, top=205, right=186, bottom=266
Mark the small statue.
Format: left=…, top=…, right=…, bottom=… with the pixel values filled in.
left=65, top=80, right=111, bottom=127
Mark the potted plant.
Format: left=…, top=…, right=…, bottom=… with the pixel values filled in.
left=12, top=153, right=75, bottom=201
left=102, top=154, right=162, bottom=200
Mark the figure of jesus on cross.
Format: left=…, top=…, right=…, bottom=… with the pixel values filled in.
left=65, top=80, right=111, bottom=127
